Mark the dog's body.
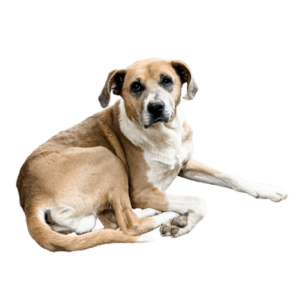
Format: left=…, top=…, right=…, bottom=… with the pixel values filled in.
left=17, top=59, right=287, bottom=252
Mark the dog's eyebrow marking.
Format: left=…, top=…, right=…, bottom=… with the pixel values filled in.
left=130, top=78, right=143, bottom=87
left=130, top=78, right=142, bottom=86
left=159, top=73, right=171, bottom=81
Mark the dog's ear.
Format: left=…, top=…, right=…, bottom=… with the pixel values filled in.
left=171, top=61, right=198, bottom=100
left=98, top=69, right=126, bottom=108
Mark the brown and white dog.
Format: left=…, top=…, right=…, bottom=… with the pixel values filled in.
left=17, top=58, right=288, bottom=252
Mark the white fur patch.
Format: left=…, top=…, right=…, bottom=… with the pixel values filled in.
left=75, top=214, right=97, bottom=234
left=135, top=208, right=161, bottom=218
left=48, top=206, right=97, bottom=234
left=119, top=99, right=192, bottom=191
left=136, top=236, right=155, bottom=243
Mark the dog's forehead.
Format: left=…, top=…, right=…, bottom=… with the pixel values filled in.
left=125, top=59, right=176, bottom=83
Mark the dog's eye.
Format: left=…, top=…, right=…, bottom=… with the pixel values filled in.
left=131, top=82, right=142, bottom=92
left=162, top=76, right=173, bottom=86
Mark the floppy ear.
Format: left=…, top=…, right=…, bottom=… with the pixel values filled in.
left=98, top=69, right=126, bottom=108
left=171, top=60, right=198, bottom=100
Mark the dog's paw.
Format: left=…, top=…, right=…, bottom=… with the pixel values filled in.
left=245, top=184, right=288, bottom=202
left=160, top=214, right=188, bottom=238
left=157, top=213, right=203, bottom=241
left=158, top=197, right=208, bottom=241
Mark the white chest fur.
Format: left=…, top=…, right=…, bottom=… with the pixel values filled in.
left=119, top=99, right=193, bottom=191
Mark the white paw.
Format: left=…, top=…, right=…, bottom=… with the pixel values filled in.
left=75, top=215, right=96, bottom=235
left=245, top=183, right=288, bottom=202
left=160, top=209, right=206, bottom=238
left=160, top=217, right=198, bottom=238
left=171, top=213, right=205, bottom=240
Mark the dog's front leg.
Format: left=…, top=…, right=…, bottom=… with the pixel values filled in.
left=179, top=159, right=288, bottom=202
left=132, top=190, right=207, bottom=238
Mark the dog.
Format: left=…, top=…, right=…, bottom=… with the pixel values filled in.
left=17, top=58, right=288, bottom=252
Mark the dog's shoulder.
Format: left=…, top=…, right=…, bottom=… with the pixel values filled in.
left=182, top=118, right=193, bottom=143
left=37, top=103, right=124, bottom=149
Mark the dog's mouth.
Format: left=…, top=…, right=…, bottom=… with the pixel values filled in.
left=151, top=117, right=166, bottom=125
left=144, top=117, right=169, bottom=129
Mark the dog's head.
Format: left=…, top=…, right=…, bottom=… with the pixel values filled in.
left=98, top=59, right=198, bottom=128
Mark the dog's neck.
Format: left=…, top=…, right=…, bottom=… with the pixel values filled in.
left=118, top=98, right=184, bottom=152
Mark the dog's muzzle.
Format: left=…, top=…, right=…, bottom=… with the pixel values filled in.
left=145, top=101, right=169, bottom=128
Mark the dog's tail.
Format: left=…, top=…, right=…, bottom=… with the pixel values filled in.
left=25, top=206, right=152, bottom=252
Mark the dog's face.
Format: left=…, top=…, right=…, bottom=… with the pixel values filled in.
left=99, top=59, right=198, bottom=128
left=120, top=60, right=182, bottom=128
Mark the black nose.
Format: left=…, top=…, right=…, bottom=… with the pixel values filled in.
left=148, top=102, right=165, bottom=117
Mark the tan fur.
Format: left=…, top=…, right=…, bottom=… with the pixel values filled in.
left=179, top=159, right=221, bottom=176
left=183, top=121, right=193, bottom=142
